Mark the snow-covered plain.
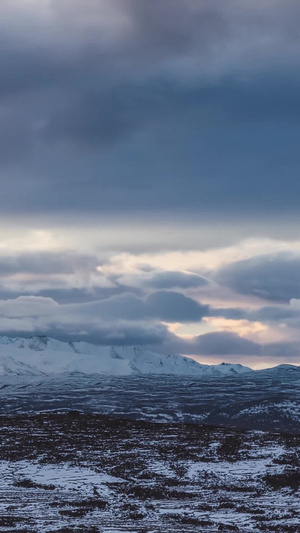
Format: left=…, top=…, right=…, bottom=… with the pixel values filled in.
left=0, top=412, right=299, bottom=533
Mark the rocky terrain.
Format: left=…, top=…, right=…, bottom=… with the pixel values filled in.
left=0, top=412, right=300, bottom=533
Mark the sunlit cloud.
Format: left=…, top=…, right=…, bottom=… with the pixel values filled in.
left=202, top=317, right=267, bottom=338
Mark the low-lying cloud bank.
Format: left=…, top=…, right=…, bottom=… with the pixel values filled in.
left=0, top=243, right=298, bottom=364
left=0, top=292, right=298, bottom=363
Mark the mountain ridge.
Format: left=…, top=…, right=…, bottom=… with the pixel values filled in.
left=0, top=334, right=254, bottom=377
left=0, top=334, right=298, bottom=377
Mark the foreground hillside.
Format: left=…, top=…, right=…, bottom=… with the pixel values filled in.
left=0, top=412, right=299, bottom=533
left=1, top=370, right=300, bottom=433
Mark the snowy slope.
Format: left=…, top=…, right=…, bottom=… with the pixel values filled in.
left=211, top=362, right=253, bottom=375
left=0, top=355, right=45, bottom=377
left=0, top=335, right=256, bottom=377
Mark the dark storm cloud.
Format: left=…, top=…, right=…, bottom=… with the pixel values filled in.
left=12, top=74, right=300, bottom=216
left=0, top=0, right=299, bottom=216
left=0, top=0, right=231, bottom=108
left=0, top=110, right=33, bottom=165
left=0, top=293, right=176, bottom=345
left=190, top=331, right=262, bottom=356
left=46, top=0, right=300, bottom=71
left=215, top=253, right=300, bottom=302
left=0, top=290, right=208, bottom=324
left=48, top=0, right=233, bottom=69
left=77, top=291, right=209, bottom=323
left=146, top=291, right=209, bottom=322
left=0, top=322, right=171, bottom=347
left=163, top=332, right=300, bottom=361
left=121, top=0, right=228, bottom=56
left=0, top=45, right=66, bottom=100
left=45, top=73, right=300, bottom=148
left=248, top=306, right=300, bottom=322
left=262, top=342, right=299, bottom=359
left=56, top=322, right=171, bottom=347
left=45, top=81, right=196, bottom=146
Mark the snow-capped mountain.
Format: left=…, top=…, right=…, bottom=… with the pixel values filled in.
left=207, top=362, right=253, bottom=375
left=0, top=335, right=254, bottom=377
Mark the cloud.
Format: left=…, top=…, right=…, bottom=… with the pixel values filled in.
left=37, top=286, right=142, bottom=305
left=0, top=250, right=114, bottom=296
left=118, top=267, right=209, bottom=290
left=261, top=341, right=300, bottom=359
left=0, top=294, right=174, bottom=345
left=0, top=294, right=299, bottom=363
left=0, top=320, right=170, bottom=347
left=145, top=270, right=208, bottom=290
left=0, top=291, right=208, bottom=341
left=145, top=291, right=208, bottom=322
left=0, top=296, right=58, bottom=318
left=77, top=291, right=209, bottom=322
left=215, top=253, right=300, bottom=302
left=164, top=331, right=300, bottom=362
left=248, top=305, right=300, bottom=323
left=190, top=331, right=262, bottom=356
left=0, top=251, right=99, bottom=276
left=210, top=304, right=300, bottom=324
left=45, top=74, right=300, bottom=149
left=0, top=0, right=299, bottom=219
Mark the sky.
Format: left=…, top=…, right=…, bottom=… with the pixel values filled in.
left=0, top=1, right=300, bottom=368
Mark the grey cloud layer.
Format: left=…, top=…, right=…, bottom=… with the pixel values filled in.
left=0, top=246, right=298, bottom=359
left=0, top=1, right=300, bottom=215
left=137, top=270, right=209, bottom=290
left=215, top=253, right=300, bottom=302
left=0, top=252, right=99, bottom=276
left=188, top=332, right=262, bottom=356
left=1, top=249, right=300, bottom=322
left=170, top=332, right=300, bottom=360
left=0, top=291, right=208, bottom=323
left=0, top=294, right=296, bottom=359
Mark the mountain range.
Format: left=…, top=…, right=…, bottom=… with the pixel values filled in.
left=0, top=335, right=297, bottom=378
